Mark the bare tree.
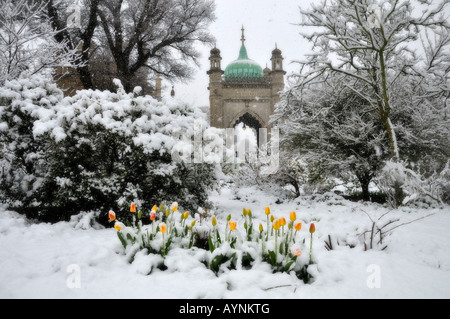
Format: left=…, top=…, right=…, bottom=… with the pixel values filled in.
left=283, top=0, right=450, bottom=206
left=46, top=0, right=102, bottom=90
left=97, top=0, right=216, bottom=92
left=0, top=0, right=80, bottom=85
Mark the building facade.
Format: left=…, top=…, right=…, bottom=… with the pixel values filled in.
left=208, top=27, right=285, bottom=132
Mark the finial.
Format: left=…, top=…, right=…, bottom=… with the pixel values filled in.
left=241, top=25, right=246, bottom=45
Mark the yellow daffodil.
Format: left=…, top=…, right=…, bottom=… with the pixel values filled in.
left=160, top=223, right=167, bottom=233
left=290, top=211, right=297, bottom=222
left=130, top=203, right=136, bottom=213
left=265, top=207, right=271, bottom=215
left=114, top=222, right=125, bottom=231
left=295, top=222, right=302, bottom=232
left=229, top=221, right=237, bottom=231
left=273, top=219, right=281, bottom=230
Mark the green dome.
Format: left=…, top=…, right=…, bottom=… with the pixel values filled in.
left=224, top=44, right=264, bottom=80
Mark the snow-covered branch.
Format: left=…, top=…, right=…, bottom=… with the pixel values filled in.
left=0, top=0, right=81, bottom=85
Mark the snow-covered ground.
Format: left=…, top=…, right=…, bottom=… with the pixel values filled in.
left=0, top=184, right=449, bottom=299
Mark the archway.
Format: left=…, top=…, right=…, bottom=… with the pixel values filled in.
left=233, top=112, right=263, bottom=145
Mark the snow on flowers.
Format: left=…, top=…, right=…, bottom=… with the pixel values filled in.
left=109, top=203, right=317, bottom=282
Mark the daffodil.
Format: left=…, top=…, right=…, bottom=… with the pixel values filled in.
left=170, top=202, right=178, bottom=212
left=150, top=211, right=156, bottom=234
left=227, top=221, right=237, bottom=242
left=260, top=223, right=265, bottom=256
left=273, top=219, right=281, bottom=231
left=265, top=207, right=271, bottom=215
left=130, top=203, right=136, bottom=213
left=290, top=211, right=297, bottom=222
left=272, top=219, right=281, bottom=264
left=160, top=223, right=167, bottom=257
left=290, top=244, right=302, bottom=257
left=114, top=222, right=125, bottom=231
left=280, top=217, right=287, bottom=236
left=309, top=223, right=316, bottom=265
left=108, top=210, right=116, bottom=222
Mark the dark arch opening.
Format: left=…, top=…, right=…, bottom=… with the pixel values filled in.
left=233, top=112, right=262, bottom=146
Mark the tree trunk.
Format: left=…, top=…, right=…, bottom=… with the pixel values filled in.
left=289, top=180, right=301, bottom=198
left=76, top=64, right=94, bottom=90
left=357, top=173, right=372, bottom=202
left=379, top=53, right=404, bottom=207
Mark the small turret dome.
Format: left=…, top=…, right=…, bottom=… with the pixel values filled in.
left=210, top=47, right=221, bottom=56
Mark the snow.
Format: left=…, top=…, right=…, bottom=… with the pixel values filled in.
left=0, top=184, right=449, bottom=299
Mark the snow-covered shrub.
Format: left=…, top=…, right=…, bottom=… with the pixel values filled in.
left=30, top=81, right=220, bottom=223
left=0, top=75, right=64, bottom=208
left=1, top=77, right=221, bottom=223
left=375, top=160, right=448, bottom=207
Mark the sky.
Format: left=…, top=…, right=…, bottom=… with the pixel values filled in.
left=163, top=0, right=315, bottom=107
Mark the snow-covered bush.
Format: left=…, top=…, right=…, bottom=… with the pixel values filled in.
left=376, top=160, right=450, bottom=207
left=1, top=77, right=221, bottom=223
left=35, top=81, right=220, bottom=223
left=0, top=75, right=64, bottom=208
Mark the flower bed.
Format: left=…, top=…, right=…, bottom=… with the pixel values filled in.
left=110, top=203, right=317, bottom=283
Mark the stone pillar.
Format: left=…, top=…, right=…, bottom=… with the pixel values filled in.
left=155, top=75, right=162, bottom=100
left=208, top=47, right=224, bottom=128
left=270, top=45, right=286, bottom=112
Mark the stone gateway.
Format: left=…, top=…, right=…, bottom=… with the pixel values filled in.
left=208, top=26, right=285, bottom=132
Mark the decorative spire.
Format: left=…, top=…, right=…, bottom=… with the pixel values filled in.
left=241, top=25, right=246, bottom=45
